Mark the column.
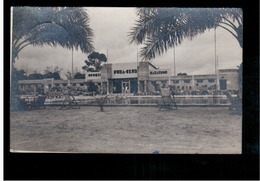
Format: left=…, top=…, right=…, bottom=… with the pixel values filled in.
left=144, top=80, right=147, bottom=92
left=44, top=82, right=48, bottom=94
left=192, top=75, right=195, bottom=91
left=107, top=81, right=109, bottom=94
left=138, top=80, right=140, bottom=92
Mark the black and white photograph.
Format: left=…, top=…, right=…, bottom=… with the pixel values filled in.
left=10, top=7, right=243, bottom=154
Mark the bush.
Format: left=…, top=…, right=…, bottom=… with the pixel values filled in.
left=86, top=80, right=98, bottom=93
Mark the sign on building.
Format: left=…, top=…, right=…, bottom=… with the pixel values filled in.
left=111, top=62, right=138, bottom=79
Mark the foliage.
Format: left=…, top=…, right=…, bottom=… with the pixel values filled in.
left=82, top=52, right=107, bottom=72
left=65, top=70, right=73, bottom=80
left=238, top=63, right=242, bottom=92
left=13, top=68, right=27, bottom=80
left=44, top=66, right=63, bottom=80
left=86, top=80, right=98, bottom=93
left=14, top=66, right=63, bottom=80
left=129, top=8, right=243, bottom=60
left=11, top=7, right=94, bottom=110
left=73, top=72, right=85, bottom=79
left=12, top=7, right=94, bottom=64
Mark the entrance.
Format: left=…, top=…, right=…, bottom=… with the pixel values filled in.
left=112, top=78, right=138, bottom=94
left=219, top=79, right=227, bottom=90
left=112, top=80, right=122, bottom=93
left=122, top=81, right=130, bottom=93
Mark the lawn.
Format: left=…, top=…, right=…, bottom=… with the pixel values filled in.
left=10, top=106, right=242, bottom=154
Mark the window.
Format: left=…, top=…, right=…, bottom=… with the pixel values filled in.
left=184, top=80, right=190, bottom=83
left=63, top=83, right=67, bottom=86
left=161, top=81, right=167, bottom=84
left=173, top=80, right=179, bottom=84
left=208, top=79, right=215, bottom=83
left=197, top=79, right=203, bottom=83
left=80, top=83, right=84, bottom=86
left=73, top=83, right=76, bottom=86
left=55, top=84, right=59, bottom=87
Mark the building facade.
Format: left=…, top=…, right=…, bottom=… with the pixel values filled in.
left=17, top=62, right=240, bottom=94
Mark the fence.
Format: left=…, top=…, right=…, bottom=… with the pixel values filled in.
left=44, top=94, right=235, bottom=106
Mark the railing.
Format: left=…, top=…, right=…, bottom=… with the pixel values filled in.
left=44, top=94, right=236, bottom=106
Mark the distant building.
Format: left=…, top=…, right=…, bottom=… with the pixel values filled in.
left=17, top=62, right=239, bottom=94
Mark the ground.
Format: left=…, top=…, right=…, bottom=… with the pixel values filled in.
left=10, top=106, right=242, bottom=154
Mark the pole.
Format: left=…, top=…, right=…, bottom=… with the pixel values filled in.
left=214, top=27, right=217, bottom=104
left=216, top=56, right=220, bottom=91
left=214, top=27, right=217, bottom=75
left=72, top=48, right=73, bottom=80
left=173, top=46, right=176, bottom=76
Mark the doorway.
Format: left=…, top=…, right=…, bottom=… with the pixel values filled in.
left=122, top=81, right=130, bottom=93
left=113, top=80, right=122, bottom=93
left=219, top=79, right=227, bottom=90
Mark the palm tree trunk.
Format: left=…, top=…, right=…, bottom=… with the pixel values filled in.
left=10, top=46, right=20, bottom=110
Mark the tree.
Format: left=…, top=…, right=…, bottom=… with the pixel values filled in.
left=65, top=70, right=73, bottom=80
left=44, top=66, right=63, bottom=80
left=12, top=7, right=94, bottom=65
left=73, top=72, right=86, bottom=79
left=28, top=71, right=44, bottom=80
left=11, top=7, right=95, bottom=110
left=13, top=68, right=27, bottom=80
left=129, top=8, right=242, bottom=61
left=86, top=80, right=98, bottom=93
left=82, top=52, right=107, bottom=72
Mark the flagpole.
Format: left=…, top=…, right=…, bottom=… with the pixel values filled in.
left=214, top=27, right=217, bottom=75
left=72, top=48, right=73, bottom=80
left=173, top=45, right=176, bottom=76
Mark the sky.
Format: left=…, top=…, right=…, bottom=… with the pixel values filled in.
left=13, top=7, right=243, bottom=80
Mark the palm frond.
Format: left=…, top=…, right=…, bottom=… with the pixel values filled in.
left=130, top=7, right=242, bottom=61
left=12, top=7, right=94, bottom=61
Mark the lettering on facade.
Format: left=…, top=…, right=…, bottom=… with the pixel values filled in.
left=114, top=69, right=137, bottom=74
left=150, top=71, right=168, bottom=75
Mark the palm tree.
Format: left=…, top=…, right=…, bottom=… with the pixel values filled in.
left=11, top=7, right=94, bottom=110
left=12, top=7, right=94, bottom=65
left=128, top=8, right=242, bottom=61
